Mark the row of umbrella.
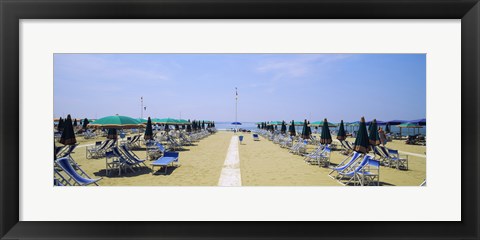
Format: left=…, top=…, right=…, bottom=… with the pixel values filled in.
left=56, top=117, right=90, bottom=132
left=258, top=119, right=425, bottom=128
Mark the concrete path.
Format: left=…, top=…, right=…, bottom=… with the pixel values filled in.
left=218, top=136, right=242, bottom=186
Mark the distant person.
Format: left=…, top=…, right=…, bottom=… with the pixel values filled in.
left=378, top=127, right=387, bottom=146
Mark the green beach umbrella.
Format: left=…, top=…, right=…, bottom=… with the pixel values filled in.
left=281, top=121, right=286, bottom=134
left=301, top=119, right=309, bottom=139
left=352, top=117, right=370, bottom=154
left=57, top=117, right=64, bottom=132
left=320, top=118, right=332, bottom=144
left=136, top=118, right=148, bottom=124
left=90, top=115, right=141, bottom=129
left=144, top=117, right=153, bottom=140
left=289, top=120, right=296, bottom=136
left=107, top=128, right=117, bottom=140
left=82, top=118, right=90, bottom=129
left=337, top=120, right=346, bottom=141
left=59, top=114, right=77, bottom=145
left=310, top=121, right=337, bottom=127
left=153, top=118, right=179, bottom=125
left=369, top=119, right=380, bottom=146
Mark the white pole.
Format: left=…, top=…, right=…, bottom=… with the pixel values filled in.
left=141, top=97, right=143, bottom=119
left=235, top=87, right=238, bottom=134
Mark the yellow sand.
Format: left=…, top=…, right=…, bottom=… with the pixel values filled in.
left=61, top=131, right=426, bottom=186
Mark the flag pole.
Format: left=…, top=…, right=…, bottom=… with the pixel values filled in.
left=235, top=87, right=238, bottom=134
left=141, top=96, right=143, bottom=119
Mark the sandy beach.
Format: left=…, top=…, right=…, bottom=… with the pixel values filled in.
left=62, top=130, right=426, bottom=186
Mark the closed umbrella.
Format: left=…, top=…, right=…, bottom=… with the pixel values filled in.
left=144, top=117, right=153, bottom=140
left=281, top=121, right=287, bottom=134
left=369, top=119, right=380, bottom=146
left=59, top=114, right=76, bottom=145
left=82, top=118, right=90, bottom=129
left=57, top=117, right=64, bottom=132
left=337, top=120, right=346, bottom=141
left=352, top=117, right=370, bottom=154
left=301, top=119, right=309, bottom=139
left=320, top=118, right=332, bottom=144
left=289, top=120, right=296, bottom=136
left=73, top=119, right=78, bottom=127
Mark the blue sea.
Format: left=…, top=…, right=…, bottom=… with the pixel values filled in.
left=214, top=122, right=426, bottom=136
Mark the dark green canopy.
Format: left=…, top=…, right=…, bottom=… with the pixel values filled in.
left=320, top=118, right=332, bottom=144
left=352, top=117, right=370, bottom=154
left=336, top=120, right=346, bottom=141
left=369, top=119, right=380, bottom=146
left=82, top=118, right=90, bottom=129
left=289, top=120, right=296, bottom=136
left=59, top=114, right=77, bottom=145
left=144, top=117, right=153, bottom=140
left=57, top=117, right=64, bottom=132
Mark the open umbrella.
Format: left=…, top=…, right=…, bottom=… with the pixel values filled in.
left=310, top=121, right=337, bottom=127
left=89, top=115, right=141, bottom=129
left=153, top=118, right=180, bottom=125
left=144, top=117, right=153, bottom=140
left=136, top=118, right=148, bottom=124
left=59, top=114, right=76, bottom=145
left=337, top=120, right=346, bottom=141
left=369, top=119, right=380, bottom=146
left=352, top=117, right=370, bottom=154
left=320, top=118, right=332, bottom=144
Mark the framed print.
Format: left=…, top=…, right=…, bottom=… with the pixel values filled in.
left=1, top=0, right=479, bottom=239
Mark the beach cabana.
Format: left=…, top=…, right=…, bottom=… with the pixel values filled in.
left=337, top=120, right=346, bottom=141
left=59, top=114, right=77, bottom=145
left=320, top=118, right=332, bottom=144
left=352, top=117, right=370, bottom=154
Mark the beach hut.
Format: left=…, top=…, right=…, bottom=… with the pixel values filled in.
left=352, top=117, right=370, bottom=154
left=59, top=114, right=76, bottom=145
left=144, top=117, right=153, bottom=140
left=337, top=120, right=346, bottom=141
left=320, top=118, right=332, bottom=144
left=368, top=119, right=380, bottom=146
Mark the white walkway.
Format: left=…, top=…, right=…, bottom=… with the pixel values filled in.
left=218, top=136, right=242, bottom=186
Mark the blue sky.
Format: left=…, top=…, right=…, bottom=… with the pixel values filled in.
left=54, top=54, right=426, bottom=122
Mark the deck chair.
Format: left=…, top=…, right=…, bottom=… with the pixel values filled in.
left=252, top=134, right=260, bottom=141
left=120, top=145, right=148, bottom=168
left=86, top=140, right=111, bottom=159
left=328, top=151, right=362, bottom=179
left=356, top=158, right=380, bottom=186
left=336, top=154, right=372, bottom=186
left=317, top=147, right=332, bottom=167
left=56, top=144, right=78, bottom=159
left=110, top=148, right=136, bottom=175
left=151, top=152, right=179, bottom=175
left=304, top=144, right=326, bottom=164
left=54, top=168, right=72, bottom=186
left=372, top=146, right=390, bottom=166
left=387, top=149, right=409, bottom=170
left=55, top=157, right=101, bottom=186
left=338, top=141, right=352, bottom=155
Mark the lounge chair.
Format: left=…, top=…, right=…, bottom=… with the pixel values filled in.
left=151, top=152, right=179, bottom=174
left=109, top=148, right=136, bottom=175
left=317, top=147, right=331, bottom=167
left=252, top=134, right=260, bottom=141
left=356, top=158, right=380, bottom=186
left=328, top=151, right=362, bottom=179
left=387, top=149, right=409, bottom=170
left=372, top=146, right=390, bottom=166
left=86, top=139, right=111, bottom=159
left=119, top=145, right=148, bottom=168
left=56, top=144, right=78, bottom=159
left=55, top=157, right=102, bottom=186
left=335, top=155, right=373, bottom=186
left=304, top=144, right=326, bottom=164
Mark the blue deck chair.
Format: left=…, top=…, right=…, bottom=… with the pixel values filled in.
left=373, top=146, right=390, bottom=166
left=328, top=151, right=362, bottom=179
left=356, top=158, right=380, bottom=186
left=252, top=134, right=260, bottom=141
left=317, top=147, right=332, bottom=167
left=151, top=152, right=179, bottom=175
left=336, top=155, right=372, bottom=186
left=111, top=147, right=136, bottom=175
left=55, top=157, right=101, bottom=186
left=56, top=144, right=78, bottom=159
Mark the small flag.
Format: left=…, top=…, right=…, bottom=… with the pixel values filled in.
left=235, top=87, right=238, bottom=99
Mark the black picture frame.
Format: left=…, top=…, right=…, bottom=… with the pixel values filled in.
left=1, top=0, right=478, bottom=239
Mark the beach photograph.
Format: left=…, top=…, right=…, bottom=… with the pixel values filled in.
left=53, top=53, right=426, bottom=187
